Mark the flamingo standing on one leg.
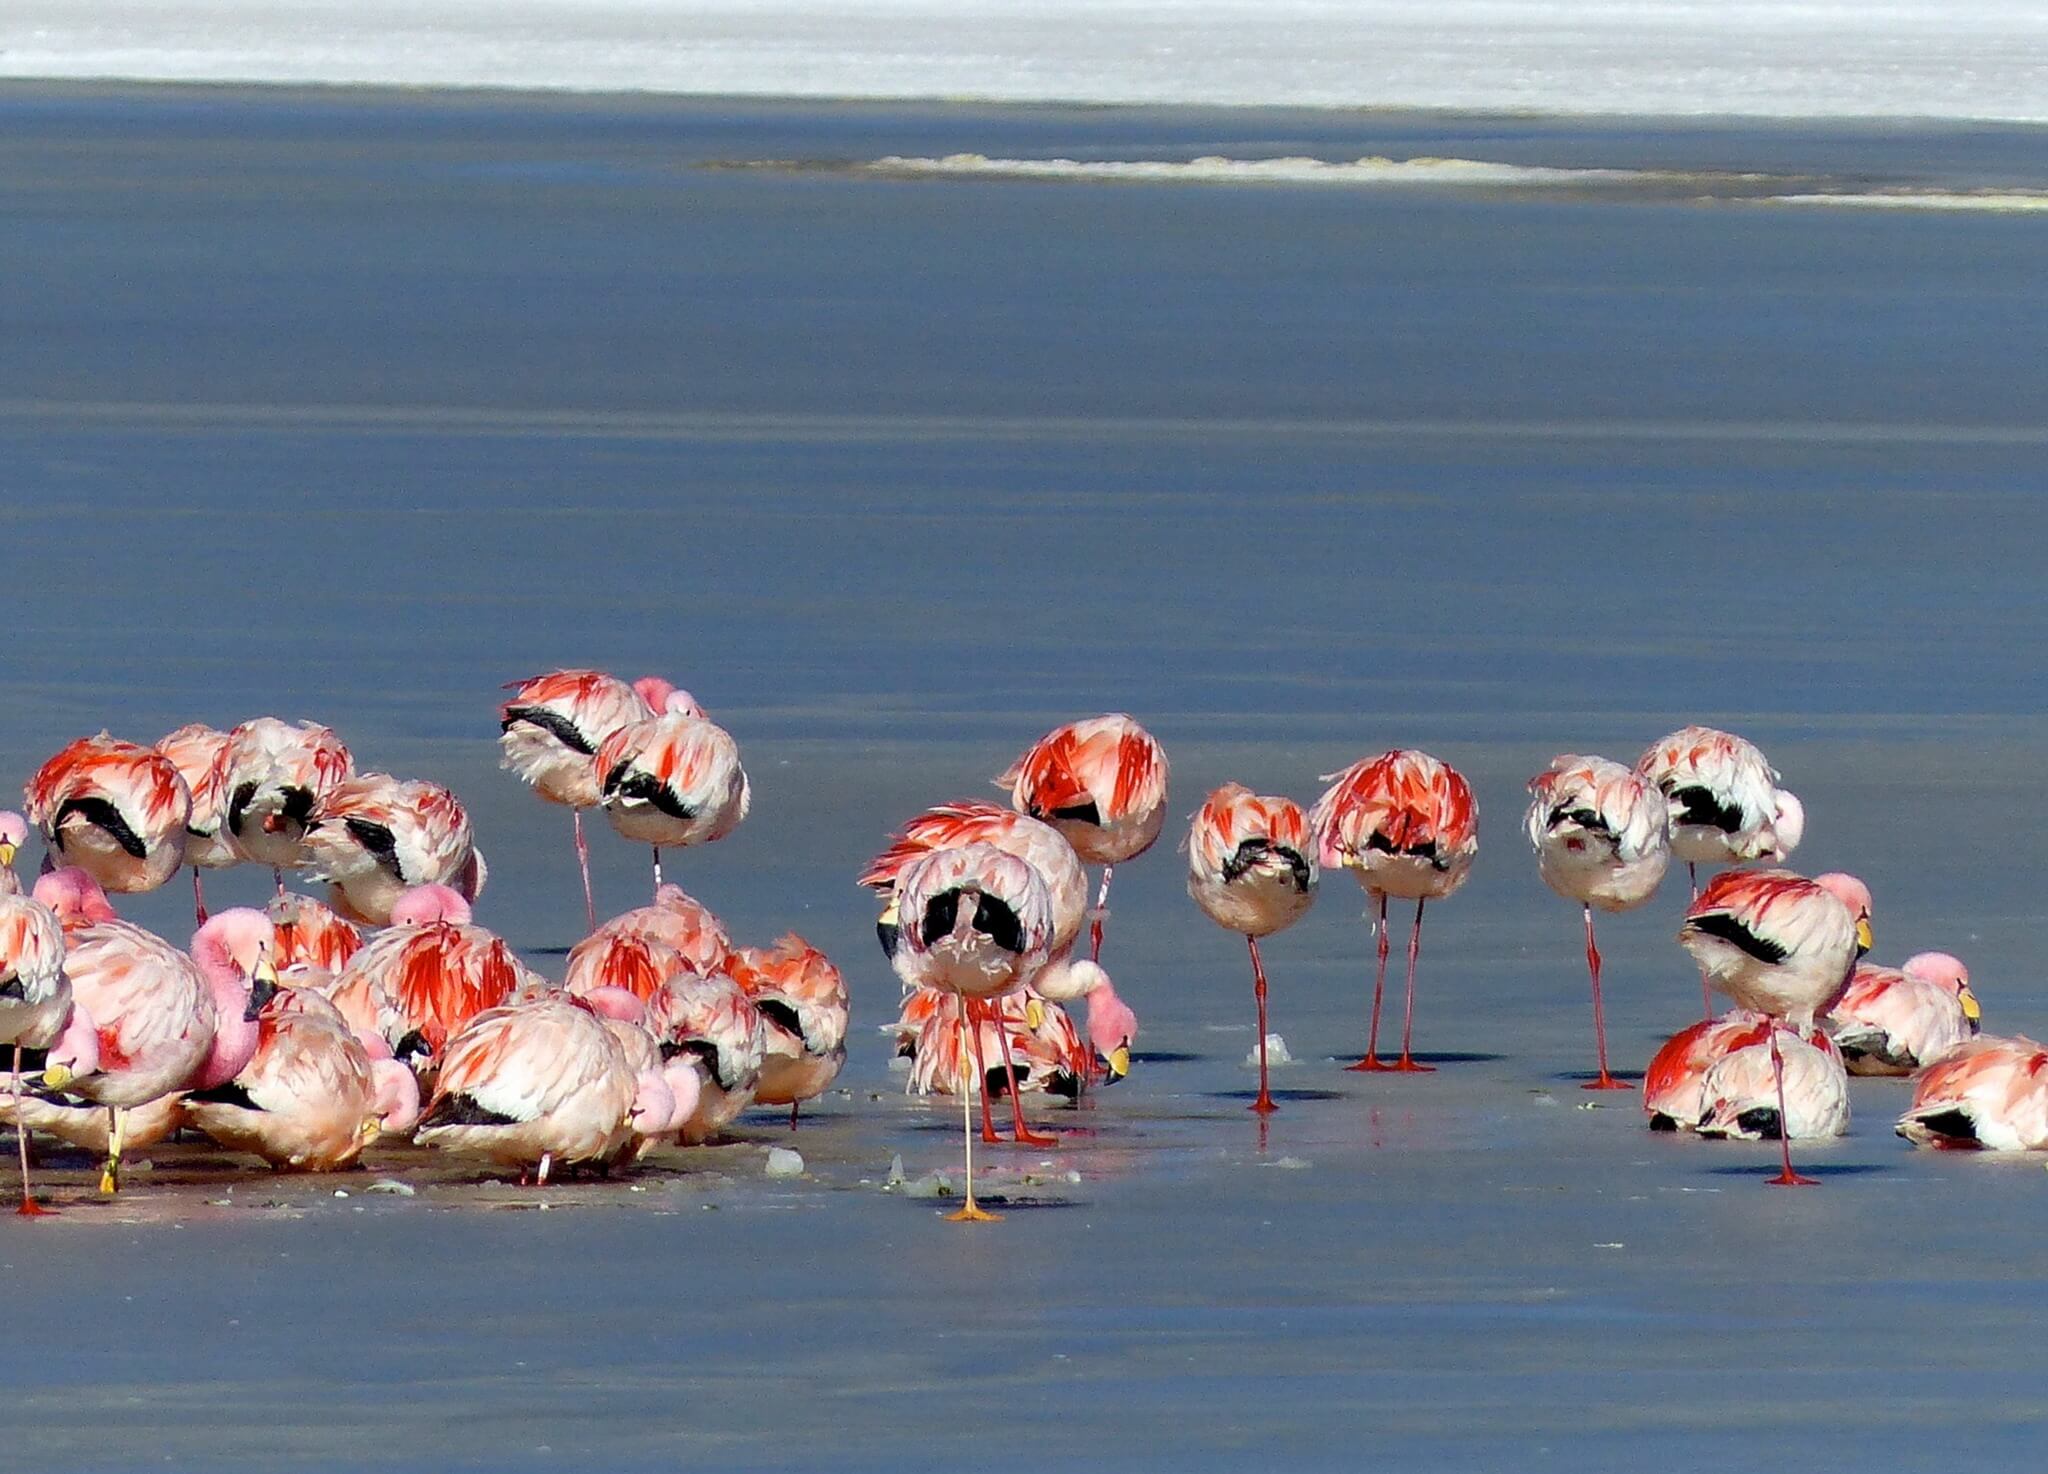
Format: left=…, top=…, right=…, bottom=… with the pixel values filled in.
left=1309, top=750, right=1477, bottom=1073
left=996, top=714, right=1168, bottom=964
left=1677, top=868, right=1871, bottom=1185
left=498, top=671, right=699, bottom=930
left=1186, top=784, right=1318, bottom=1114
left=1637, top=726, right=1804, bottom=1017
left=214, top=718, right=354, bottom=893
left=889, top=843, right=1054, bottom=1224
left=1525, top=754, right=1671, bottom=1090
left=156, top=725, right=238, bottom=923
left=597, top=711, right=749, bottom=901
left=730, top=935, right=849, bottom=1128
left=0, top=891, right=69, bottom=1213
left=24, top=734, right=191, bottom=897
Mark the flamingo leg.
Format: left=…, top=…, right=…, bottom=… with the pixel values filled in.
left=1689, top=862, right=1713, bottom=1020
left=1766, top=1027, right=1818, bottom=1187
left=1391, top=898, right=1435, bottom=1073
left=537, top=1151, right=554, bottom=1187
left=995, top=1003, right=1057, bottom=1147
left=191, top=867, right=209, bottom=926
left=271, top=867, right=285, bottom=897
left=1345, top=892, right=1392, bottom=1072
left=573, top=809, right=596, bottom=933
left=13, top=1045, right=48, bottom=1217
left=651, top=846, right=663, bottom=898
left=1581, top=904, right=1631, bottom=1090
left=945, top=993, right=999, bottom=1223
left=100, top=1105, right=126, bottom=1195
left=968, top=1001, right=1001, bottom=1144
left=789, top=1102, right=800, bottom=1131
left=1088, top=864, right=1115, bottom=962
left=1249, top=935, right=1277, bottom=1114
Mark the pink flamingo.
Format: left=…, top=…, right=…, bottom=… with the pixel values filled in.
left=498, top=670, right=699, bottom=928
left=24, top=733, right=191, bottom=896
left=898, top=986, right=1092, bottom=1103
left=0, top=891, right=69, bottom=1212
left=155, top=724, right=237, bottom=922
left=563, top=885, right=732, bottom=1001
left=1187, top=784, right=1318, bottom=1113
left=646, top=969, right=766, bottom=1145
left=266, top=892, right=366, bottom=974
left=214, top=718, right=355, bottom=890
left=1898, top=1035, right=2048, bottom=1151
left=1644, top=1011, right=1772, bottom=1130
left=890, top=843, right=1054, bottom=1223
left=1310, top=749, right=1478, bottom=1073
left=596, top=711, right=749, bottom=898
left=1525, top=755, right=1671, bottom=1090
left=730, top=935, right=848, bottom=1127
left=1677, top=868, right=1872, bottom=1185
left=301, top=773, right=486, bottom=924
left=1826, top=952, right=1979, bottom=1075
left=996, top=714, right=1169, bottom=962
left=1694, top=1023, right=1848, bottom=1142
left=414, top=995, right=660, bottom=1182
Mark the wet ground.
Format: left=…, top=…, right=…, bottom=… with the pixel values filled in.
left=0, top=83, right=2044, bottom=1471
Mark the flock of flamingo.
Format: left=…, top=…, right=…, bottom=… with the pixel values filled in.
left=0, top=674, right=2041, bottom=1227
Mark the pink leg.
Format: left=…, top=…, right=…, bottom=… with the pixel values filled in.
left=13, top=1045, right=49, bottom=1217
left=1766, top=1027, right=1818, bottom=1186
left=1088, top=865, right=1114, bottom=963
left=191, top=867, right=209, bottom=926
left=1391, top=898, right=1435, bottom=1073
left=1346, top=892, right=1392, bottom=1072
left=1582, top=904, right=1631, bottom=1090
left=573, top=809, right=596, bottom=933
left=994, top=1007, right=1057, bottom=1147
left=1249, top=935, right=1277, bottom=1113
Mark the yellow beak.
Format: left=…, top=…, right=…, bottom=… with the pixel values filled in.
left=360, top=1117, right=384, bottom=1142
left=1106, top=1044, right=1131, bottom=1081
left=42, top=1064, right=74, bottom=1091
left=1855, top=918, right=1873, bottom=954
left=1959, top=986, right=1982, bottom=1023
left=255, top=955, right=280, bottom=987
left=0, top=842, right=15, bottom=869
left=1024, top=997, right=1045, bottom=1031
left=878, top=896, right=900, bottom=927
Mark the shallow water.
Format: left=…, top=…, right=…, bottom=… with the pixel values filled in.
left=0, top=84, right=2045, bottom=1471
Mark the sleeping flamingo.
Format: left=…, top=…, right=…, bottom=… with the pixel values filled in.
left=25, top=733, right=191, bottom=896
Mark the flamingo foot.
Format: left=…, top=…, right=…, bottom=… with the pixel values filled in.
left=1389, top=1056, right=1436, bottom=1074
left=1768, top=1168, right=1820, bottom=1187
left=1007, top=1126, right=1059, bottom=1148
left=15, top=1196, right=52, bottom=1217
left=98, top=1166, right=118, bottom=1196
left=944, top=1201, right=1003, bottom=1224
left=1345, top=1056, right=1391, bottom=1073
left=1581, top=1075, right=1634, bottom=1091
left=979, top=1124, right=1004, bottom=1145
left=1250, top=1094, right=1278, bottom=1115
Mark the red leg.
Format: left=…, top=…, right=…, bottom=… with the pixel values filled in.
left=967, top=1001, right=1001, bottom=1144
left=1392, top=898, right=1435, bottom=1073
left=191, top=867, right=209, bottom=926
left=1088, top=864, right=1114, bottom=963
left=1249, top=935, right=1277, bottom=1113
left=995, top=1004, right=1057, bottom=1147
left=1766, top=1027, right=1818, bottom=1186
left=1582, top=904, right=1631, bottom=1090
left=1346, top=892, right=1392, bottom=1072
left=13, top=1045, right=49, bottom=1217
left=789, top=1102, right=800, bottom=1131
left=573, top=809, right=596, bottom=933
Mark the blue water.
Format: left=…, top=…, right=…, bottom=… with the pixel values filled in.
left=1, top=83, right=2045, bottom=1472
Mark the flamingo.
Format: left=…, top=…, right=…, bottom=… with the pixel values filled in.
left=596, top=711, right=749, bottom=898
left=645, top=969, right=766, bottom=1145
left=184, top=986, right=415, bottom=1170
left=0, top=891, right=69, bottom=1212
left=24, top=733, right=191, bottom=896
left=1187, top=784, right=1317, bottom=1113
left=214, top=717, right=354, bottom=890
left=730, top=935, right=848, bottom=1127
left=1826, top=952, right=1980, bottom=1075
left=574, top=987, right=698, bottom=1159
left=1309, top=749, right=1477, bottom=1073
left=1644, top=1011, right=1772, bottom=1131
left=266, top=892, right=366, bottom=974
left=1677, top=868, right=1872, bottom=1185
left=888, top=843, right=1054, bottom=1223
left=1525, top=755, right=1671, bottom=1090
left=562, top=885, right=732, bottom=1001
left=36, top=895, right=278, bottom=1194
left=155, top=724, right=237, bottom=922
left=1636, top=725, right=1803, bottom=890
left=862, top=800, right=1090, bottom=1140
left=996, top=714, right=1169, bottom=962
left=896, top=986, right=1091, bottom=1102
left=301, top=773, right=487, bottom=924
left=1694, top=1023, right=1849, bottom=1142
left=498, top=670, right=700, bottom=929
left=1897, top=1036, right=2048, bottom=1151
left=325, top=885, right=538, bottom=1079
left=414, top=995, right=662, bottom=1182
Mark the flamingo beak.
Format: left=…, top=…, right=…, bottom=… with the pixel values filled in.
left=42, top=1063, right=74, bottom=1091
left=1855, top=918, right=1874, bottom=954
left=359, top=1117, right=383, bottom=1142
left=0, top=841, right=15, bottom=869
left=1024, top=997, right=1045, bottom=1031
left=1958, top=985, right=1982, bottom=1024
left=1105, top=1044, right=1131, bottom=1081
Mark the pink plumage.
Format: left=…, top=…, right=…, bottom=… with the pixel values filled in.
left=25, top=732, right=192, bottom=894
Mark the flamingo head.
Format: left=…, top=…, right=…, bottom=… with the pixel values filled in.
left=1811, top=872, right=1873, bottom=955
left=629, top=1068, right=679, bottom=1138
left=389, top=884, right=472, bottom=927
left=1084, top=975, right=1138, bottom=1082
left=577, top=985, right=649, bottom=1025
left=368, top=1057, right=422, bottom=1138
left=190, top=908, right=282, bottom=1089
left=0, top=811, right=26, bottom=870
left=31, top=866, right=118, bottom=928
left=1904, top=951, right=1980, bottom=1025
left=660, top=1055, right=705, bottom=1133
left=41, top=1000, right=102, bottom=1090
left=1767, top=790, right=1805, bottom=860
left=632, top=677, right=706, bottom=718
